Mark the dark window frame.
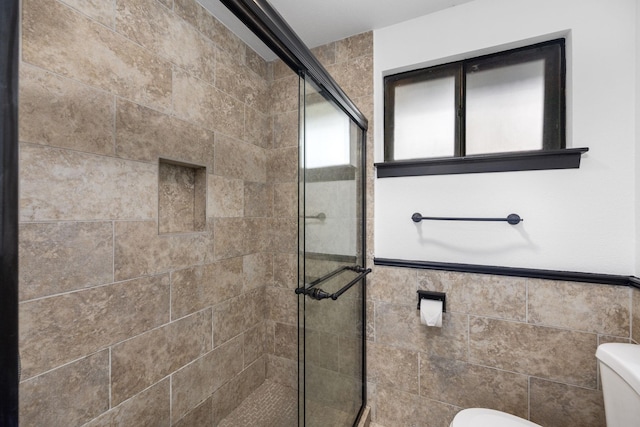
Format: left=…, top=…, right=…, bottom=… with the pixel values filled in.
left=379, top=39, right=587, bottom=177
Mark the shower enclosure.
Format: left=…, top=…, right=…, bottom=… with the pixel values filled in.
left=297, top=77, right=369, bottom=426
left=221, top=1, right=370, bottom=425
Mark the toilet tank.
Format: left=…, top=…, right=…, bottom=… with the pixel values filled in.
left=595, top=343, right=640, bottom=427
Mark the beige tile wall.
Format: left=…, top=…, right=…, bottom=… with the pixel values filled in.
left=367, top=267, right=635, bottom=427
left=19, top=0, right=279, bottom=425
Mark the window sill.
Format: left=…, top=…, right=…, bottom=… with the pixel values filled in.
left=375, top=148, right=589, bottom=178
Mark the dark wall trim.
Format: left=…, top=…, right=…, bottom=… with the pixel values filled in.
left=0, top=0, right=20, bottom=424
left=374, top=258, right=640, bottom=290
left=219, top=0, right=368, bottom=132
left=375, top=147, right=588, bottom=178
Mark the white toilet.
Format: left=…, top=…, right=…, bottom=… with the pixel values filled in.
left=595, top=343, right=640, bottom=426
left=450, top=343, right=640, bottom=427
left=449, top=408, right=541, bottom=427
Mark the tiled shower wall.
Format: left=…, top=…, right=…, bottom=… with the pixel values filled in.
left=18, top=0, right=284, bottom=425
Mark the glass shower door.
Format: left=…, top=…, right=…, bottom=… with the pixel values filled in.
left=297, top=77, right=368, bottom=426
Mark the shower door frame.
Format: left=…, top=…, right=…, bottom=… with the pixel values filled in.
left=0, top=0, right=20, bottom=425
left=218, top=1, right=369, bottom=425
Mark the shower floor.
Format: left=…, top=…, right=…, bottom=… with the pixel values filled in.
left=218, top=380, right=297, bottom=427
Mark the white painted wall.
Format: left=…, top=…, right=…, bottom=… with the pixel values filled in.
left=636, top=0, right=640, bottom=276
left=373, top=0, right=638, bottom=275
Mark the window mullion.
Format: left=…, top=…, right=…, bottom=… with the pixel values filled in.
left=456, top=63, right=466, bottom=157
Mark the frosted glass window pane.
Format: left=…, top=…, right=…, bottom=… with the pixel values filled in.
left=393, top=77, right=455, bottom=160
left=306, top=98, right=351, bottom=169
left=466, top=60, right=545, bottom=155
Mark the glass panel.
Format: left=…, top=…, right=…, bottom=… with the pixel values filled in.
left=393, top=76, right=456, bottom=160
left=299, top=77, right=364, bottom=426
left=305, top=93, right=352, bottom=168
left=466, top=59, right=545, bottom=155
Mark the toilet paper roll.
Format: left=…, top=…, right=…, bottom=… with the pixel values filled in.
left=420, top=299, right=443, bottom=328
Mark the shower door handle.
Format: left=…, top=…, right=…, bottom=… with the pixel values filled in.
left=295, top=267, right=371, bottom=301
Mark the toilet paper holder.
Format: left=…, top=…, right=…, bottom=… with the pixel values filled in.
left=417, top=290, right=446, bottom=313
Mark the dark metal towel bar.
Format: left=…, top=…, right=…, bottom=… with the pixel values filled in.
left=295, top=265, right=372, bottom=301
left=411, top=212, right=523, bottom=225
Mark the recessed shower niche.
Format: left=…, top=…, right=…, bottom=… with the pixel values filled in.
left=158, top=158, right=206, bottom=234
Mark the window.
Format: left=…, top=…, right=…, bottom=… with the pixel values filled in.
left=379, top=39, right=587, bottom=177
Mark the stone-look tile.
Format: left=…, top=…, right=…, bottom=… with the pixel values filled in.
left=245, top=105, right=273, bottom=149
left=273, top=111, right=298, bottom=150
left=266, top=286, right=298, bottom=325
left=306, top=364, right=361, bottom=410
left=368, top=266, right=417, bottom=305
left=469, top=317, right=598, bottom=388
left=273, top=253, right=297, bottom=289
left=598, top=335, right=631, bottom=345
left=244, top=253, right=274, bottom=291
left=20, top=275, right=169, bottom=379
left=116, top=0, right=216, bottom=84
left=269, top=147, right=298, bottom=183
left=244, top=182, right=273, bottom=218
left=274, top=182, right=297, bottom=218
left=19, top=65, right=114, bottom=155
left=114, top=220, right=212, bottom=281
left=244, top=323, right=266, bottom=366
left=20, top=350, right=109, bottom=427
left=213, top=288, right=264, bottom=346
left=111, top=310, right=212, bottom=405
left=173, top=69, right=244, bottom=139
left=306, top=329, right=339, bottom=371
left=272, top=218, right=297, bottom=254
left=267, top=287, right=298, bottom=325
left=171, top=336, right=244, bottom=423
left=158, top=162, right=203, bottom=234
left=172, top=258, right=243, bottom=319
left=367, top=343, right=418, bottom=394
left=375, top=385, right=460, bottom=427
left=274, top=322, right=297, bottom=361
left=270, top=74, right=300, bottom=114
left=306, top=294, right=361, bottom=339
left=246, top=48, right=269, bottom=81
left=60, top=0, right=115, bottom=27
left=366, top=301, right=375, bottom=341
left=83, top=378, right=170, bottom=427
left=174, top=0, right=245, bottom=57
left=245, top=218, right=273, bottom=254
left=216, top=49, right=270, bottom=114
left=214, top=218, right=245, bottom=260
left=528, top=279, right=630, bottom=336
left=272, top=58, right=295, bottom=81
left=335, top=32, right=373, bottom=62
left=173, top=398, right=213, bottom=427
left=267, top=354, right=298, bottom=390
left=418, top=270, right=527, bottom=321
left=19, top=222, right=113, bottom=301
left=208, top=175, right=243, bottom=218
left=20, top=144, right=156, bottom=222
left=311, top=42, right=337, bottom=67
left=420, top=356, right=528, bottom=418
left=212, top=358, right=266, bottom=423
left=23, top=0, right=171, bottom=110
left=633, top=288, right=640, bottom=344
left=375, top=302, right=468, bottom=360
left=530, top=378, right=605, bottom=427
left=326, top=56, right=373, bottom=100
left=115, top=99, right=214, bottom=170
left=214, top=134, right=267, bottom=182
